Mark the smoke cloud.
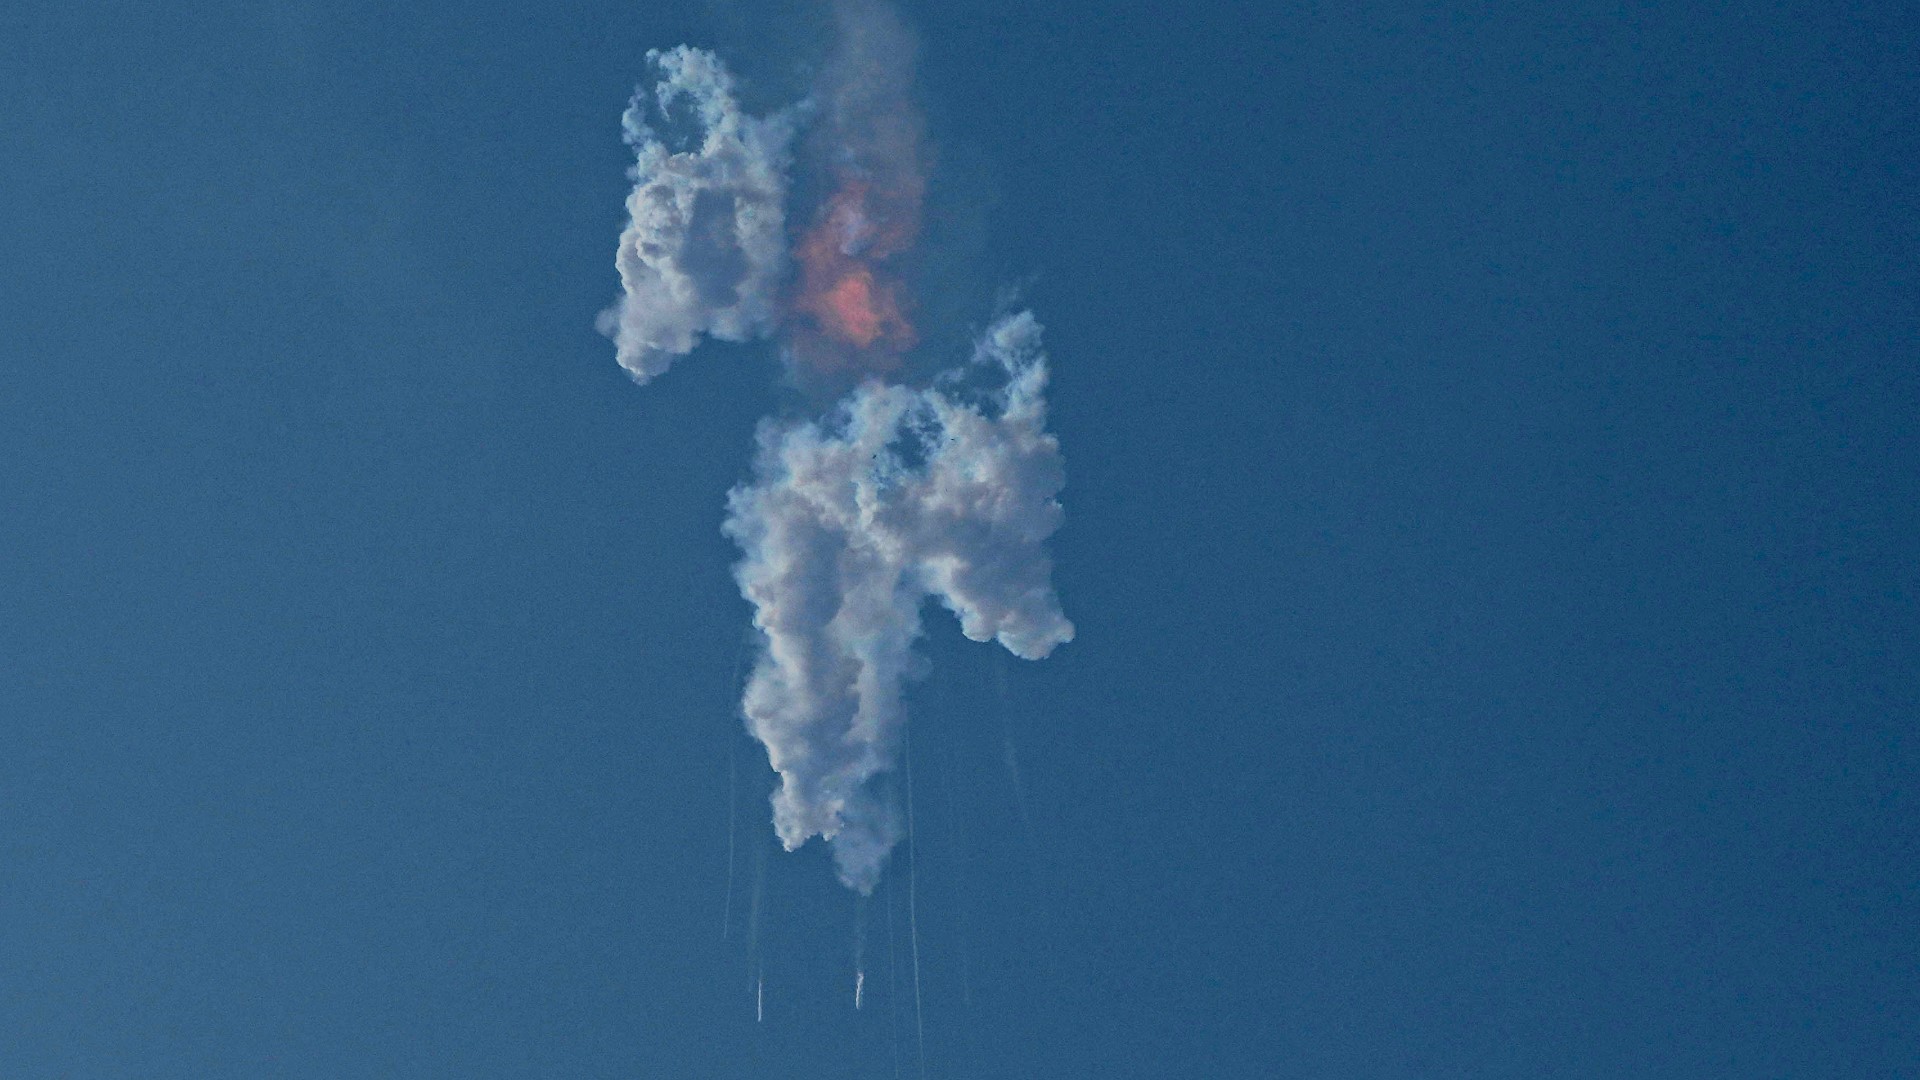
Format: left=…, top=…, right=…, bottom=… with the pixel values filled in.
left=726, top=312, right=1073, bottom=891
left=605, top=3, right=1072, bottom=894
left=598, top=46, right=795, bottom=383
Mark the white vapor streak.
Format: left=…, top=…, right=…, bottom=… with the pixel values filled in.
left=598, top=47, right=793, bottom=383
left=724, top=311, right=1074, bottom=893
left=905, top=714, right=926, bottom=1079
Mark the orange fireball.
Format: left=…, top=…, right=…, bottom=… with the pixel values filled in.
left=790, top=178, right=918, bottom=373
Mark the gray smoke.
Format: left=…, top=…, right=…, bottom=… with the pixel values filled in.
left=724, top=312, right=1073, bottom=892
left=598, top=47, right=794, bottom=383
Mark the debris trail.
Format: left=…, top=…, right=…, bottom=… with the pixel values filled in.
left=723, top=641, right=752, bottom=938
left=746, top=830, right=769, bottom=998
left=886, top=871, right=902, bottom=1080
left=942, top=738, right=979, bottom=1078
left=905, top=716, right=927, bottom=1079
left=941, top=739, right=975, bottom=1008
left=721, top=633, right=758, bottom=940
left=854, top=893, right=869, bottom=1010
left=723, top=696, right=739, bottom=939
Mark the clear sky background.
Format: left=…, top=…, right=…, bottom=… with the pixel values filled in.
left=3, top=0, right=1916, bottom=1077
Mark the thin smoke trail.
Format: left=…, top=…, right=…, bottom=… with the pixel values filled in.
left=746, top=830, right=769, bottom=1001
left=721, top=630, right=752, bottom=933
left=942, top=738, right=977, bottom=1022
left=945, top=750, right=975, bottom=1011
left=933, top=699, right=975, bottom=1006
left=886, top=870, right=902, bottom=1080
left=854, top=893, right=868, bottom=1010
left=905, top=715, right=926, bottom=1080
left=722, top=633, right=753, bottom=940
left=723, top=736, right=735, bottom=939
left=723, top=699, right=739, bottom=939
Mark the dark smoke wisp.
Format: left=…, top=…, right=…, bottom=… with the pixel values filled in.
left=786, top=0, right=927, bottom=381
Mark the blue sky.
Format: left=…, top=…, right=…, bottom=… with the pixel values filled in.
left=3, top=0, right=1916, bottom=1076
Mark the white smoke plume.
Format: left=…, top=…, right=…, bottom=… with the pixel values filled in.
left=725, top=312, right=1073, bottom=892
left=606, top=6, right=1073, bottom=896
left=597, top=46, right=794, bottom=383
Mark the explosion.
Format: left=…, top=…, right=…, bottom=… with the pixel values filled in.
left=601, top=3, right=1071, bottom=895
left=792, top=180, right=917, bottom=360
left=789, top=174, right=921, bottom=374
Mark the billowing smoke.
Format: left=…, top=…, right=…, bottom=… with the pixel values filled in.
left=727, top=312, right=1073, bottom=891
left=597, top=46, right=795, bottom=383
left=603, top=4, right=1072, bottom=894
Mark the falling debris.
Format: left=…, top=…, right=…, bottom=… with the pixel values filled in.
left=904, top=716, right=927, bottom=1077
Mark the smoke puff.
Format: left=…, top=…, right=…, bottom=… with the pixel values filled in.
left=598, top=47, right=794, bottom=383
left=724, top=311, right=1074, bottom=892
